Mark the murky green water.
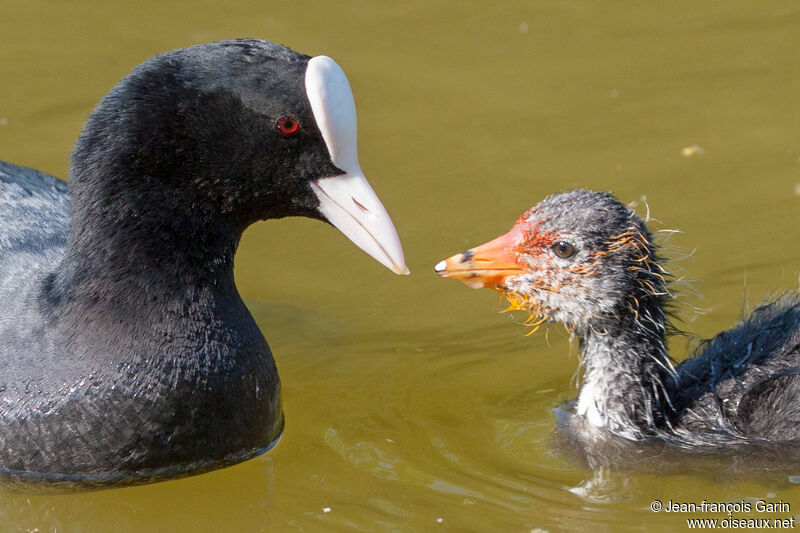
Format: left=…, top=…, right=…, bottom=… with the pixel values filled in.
left=2, top=1, right=800, bottom=531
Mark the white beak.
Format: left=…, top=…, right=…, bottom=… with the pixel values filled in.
left=305, top=55, right=409, bottom=275
left=310, top=171, right=409, bottom=275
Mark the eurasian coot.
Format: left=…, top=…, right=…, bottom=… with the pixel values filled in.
left=0, top=39, right=408, bottom=486
left=436, top=190, right=800, bottom=446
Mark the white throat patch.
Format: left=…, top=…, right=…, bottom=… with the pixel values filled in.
left=576, top=374, right=604, bottom=427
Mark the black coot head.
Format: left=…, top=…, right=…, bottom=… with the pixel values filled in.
left=70, top=39, right=407, bottom=274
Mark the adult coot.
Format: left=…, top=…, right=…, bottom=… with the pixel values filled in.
left=0, top=39, right=408, bottom=486
left=435, top=190, right=800, bottom=446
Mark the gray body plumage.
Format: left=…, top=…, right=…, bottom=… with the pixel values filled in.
left=539, top=191, right=800, bottom=445
left=448, top=189, right=800, bottom=447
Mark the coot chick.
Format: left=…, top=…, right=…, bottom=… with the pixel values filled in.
left=436, top=190, right=800, bottom=446
left=0, top=39, right=408, bottom=487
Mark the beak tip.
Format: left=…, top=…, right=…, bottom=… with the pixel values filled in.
left=433, top=260, right=447, bottom=274
left=393, top=264, right=411, bottom=275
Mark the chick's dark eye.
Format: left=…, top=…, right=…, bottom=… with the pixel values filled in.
left=276, top=116, right=300, bottom=136
left=552, top=241, right=576, bottom=259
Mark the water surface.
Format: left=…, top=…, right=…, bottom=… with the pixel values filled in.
left=2, top=1, right=800, bottom=531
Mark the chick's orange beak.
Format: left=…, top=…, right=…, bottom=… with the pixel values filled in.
left=434, top=225, right=527, bottom=290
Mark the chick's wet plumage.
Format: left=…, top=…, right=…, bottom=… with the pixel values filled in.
left=437, top=189, right=800, bottom=446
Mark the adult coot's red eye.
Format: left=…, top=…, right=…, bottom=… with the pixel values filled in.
left=276, top=116, right=300, bottom=135
left=0, top=38, right=408, bottom=488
